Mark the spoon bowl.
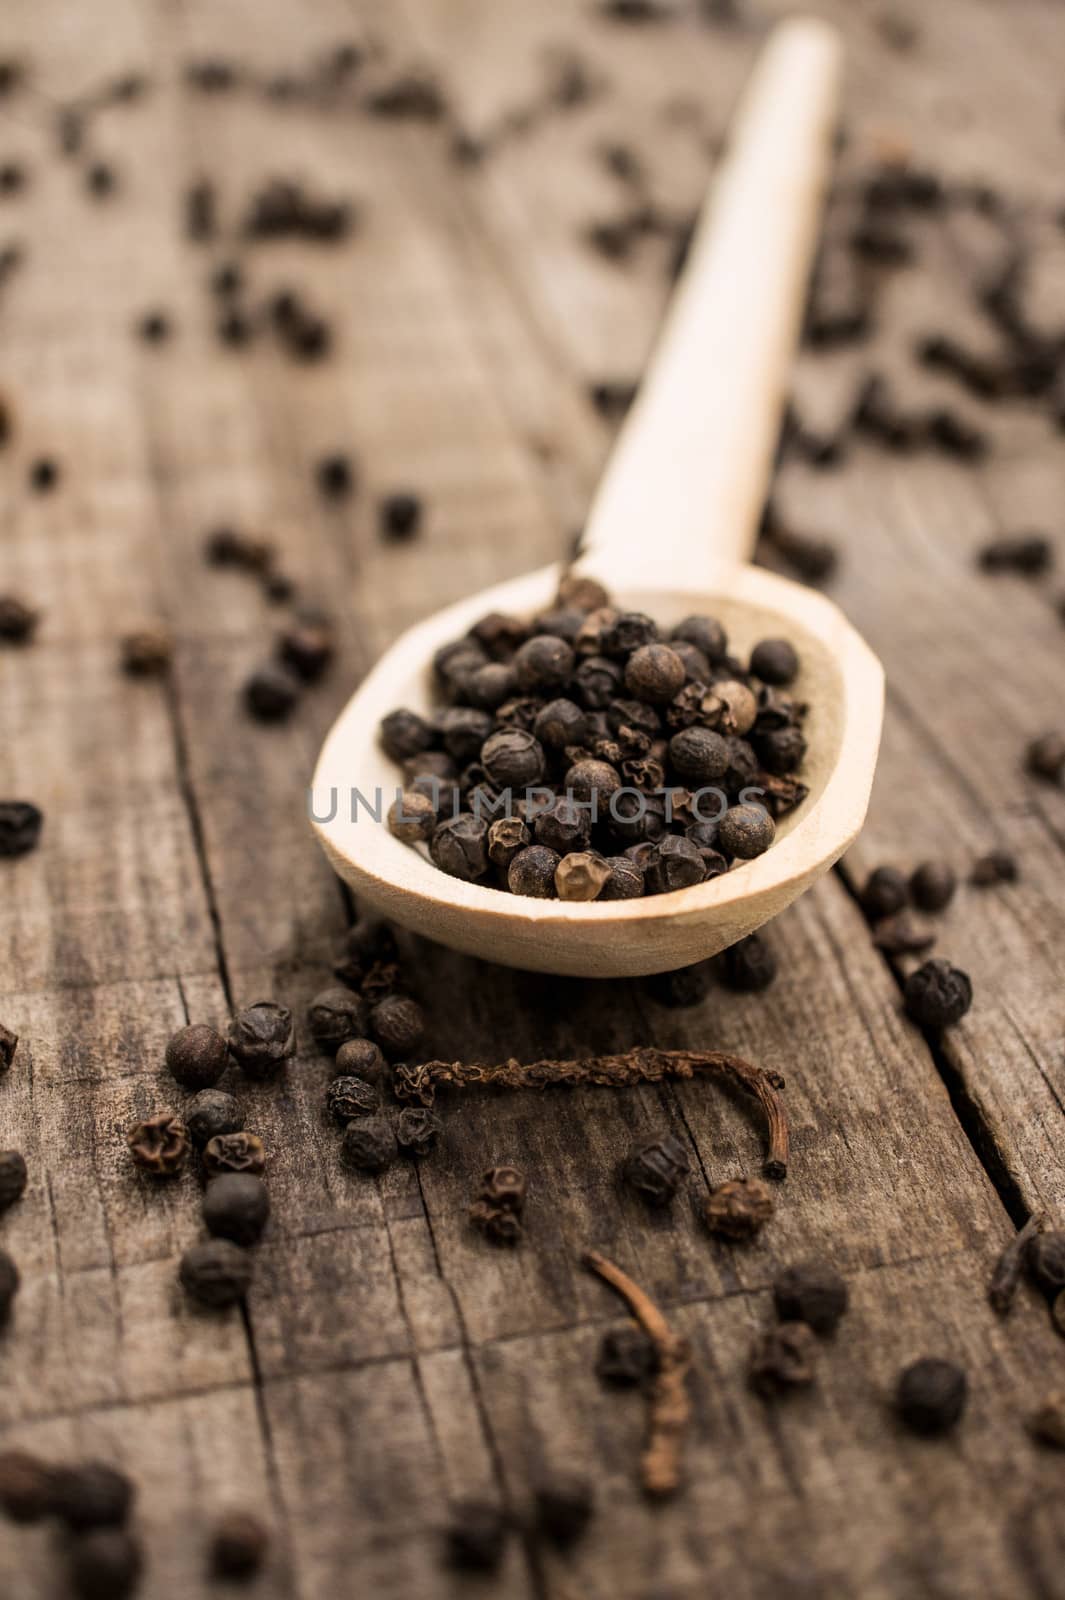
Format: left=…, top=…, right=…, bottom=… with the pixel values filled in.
left=312, top=18, right=885, bottom=976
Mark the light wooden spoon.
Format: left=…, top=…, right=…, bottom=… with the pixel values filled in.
left=312, top=17, right=883, bottom=978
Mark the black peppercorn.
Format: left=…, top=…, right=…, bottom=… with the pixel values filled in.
left=203, top=1132, right=266, bottom=1179
left=773, top=1260, right=848, bottom=1335
left=718, top=803, right=775, bottom=860
left=127, top=1114, right=190, bottom=1177
left=533, top=797, right=590, bottom=855
left=243, top=663, right=301, bottom=721
left=1026, top=732, right=1065, bottom=784
left=534, top=1476, right=594, bottom=1547
left=379, top=492, right=422, bottom=542
left=643, top=835, right=706, bottom=895
left=278, top=617, right=334, bottom=682
left=671, top=613, right=726, bottom=662
left=721, top=932, right=777, bottom=991
left=0, top=1150, right=26, bottom=1210
left=0, top=800, right=43, bottom=857
left=909, top=859, right=956, bottom=912
left=203, top=1173, right=270, bottom=1246
left=228, top=1002, right=295, bottom=1078
left=166, top=1023, right=228, bottom=1089
left=308, top=987, right=367, bottom=1053
left=667, top=726, right=729, bottom=784
left=431, top=813, right=489, bottom=881
left=481, top=727, right=546, bottom=788
left=602, top=611, right=658, bottom=657
left=748, top=1322, right=816, bottom=1396
left=341, top=1116, right=398, bottom=1174
left=646, top=963, right=709, bottom=1007
left=595, top=1325, right=657, bottom=1386
left=211, top=1509, right=269, bottom=1580
left=68, top=1528, right=143, bottom=1600
left=0, top=1024, right=16, bottom=1071
left=507, top=844, right=559, bottom=897
left=564, top=758, right=622, bottom=810
left=0, top=1449, right=52, bottom=1523
left=446, top=1500, right=508, bottom=1572
left=327, top=1075, right=379, bottom=1125
left=388, top=790, right=436, bottom=844
left=872, top=910, right=937, bottom=955
left=904, top=959, right=973, bottom=1029
left=486, top=816, right=530, bottom=868
left=185, top=1090, right=242, bottom=1147
left=861, top=865, right=909, bottom=920
left=704, top=1176, right=774, bottom=1240
left=1027, top=1231, right=1065, bottom=1297
left=379, top=708, right=435, bottom=763
left=970, top=849, right=1018, bottom=886
left=514, top=634, right=575, bottom=693
left=0, top=1249, right=17, bottom=1323
left=51, top=1462, right=134, bottom=1531
left=180, top=1238, right=252, bottom=1307
left=750, top=638, right=799, bottom=685
left=624, top=1132, right=689, bottom=1205
left=315, top=453, right=355, bottom=500
left=333, top=1037, right=389, bottom=1087
left=624, top=643, right=686, bottom=705
left=533, top=698, right=586, bottom=751
left=896, top=1357, right=967, bottom=1435
left=573, top=655, right=622, bottom=709
left=395, top=1106, right=442, bottom=1157
left=465, top=662, right=517, bottom=710
left=0, top=595, right=39, bottom=644
left=978, top=533, right=1053, bottom=576
left=600, top=855, right=645, bottom=899
left=438, top=707, right=494, bottom=764
left=756, top=726, right=807, bottom=775
left=370, top=995, right=424, bottom=1057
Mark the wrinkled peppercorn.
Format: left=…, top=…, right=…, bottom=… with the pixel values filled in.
left=431, top=813, right=489, bottom=881
left=909, top=859, right=956, bottom=912
left=185, top=1090, right=242, bottom=1147
left=896, top=1357, right=967, bottom=1434
left=127, top=1114, right=190, bottom=1177
left=341, top=1116, right=397, bottom=1173
left=180, top=1238, right=253, bottom=1307
left=211, top=1509, right=270, bottom=1580
left=644, top=835, right=706, bottom=894
left=395, top=1106, right=442, bottom=1157
left=203, top=1131, right=266, bottom=1179
left=600, top=854, right=645, bottom=899
left=555, top=851, right=611, bottom=901
left=228, top=1002, right=295, bottom=1078
left=773, top=1261, right=848, bottom=1335
left=624, top=1133, right=689, bottom=1206
left=446, top=1500, right=508, bottom=1572
left=0, top=1150, right=26, bottom=1210
left=334, top=1036, right=389, bottom=1086
left=748, top=1321, right=817, bottom=1396
left=326, top=1075, right=379, bottom=1125
left=1027, top=1231, right=1065, bottom=1297
left=0, top=1449, right=52, bottom=1523
left=68, top=1528, right=143, bottom=1600
left=704, top=1176, right=774, bottom=1240
left=370, top=994, right=424, bottom=1056
left=203, top=1173, right=270, bottom=1246
left=721, top=932, right=777, bottom=991
left=51, top=1462, right=134, bottom=1531
left=166, top=1023, right=228, bottom=1090
left=534, top=1476, right=594, bottom=1546
left=904, top=959, right=973, bottom=1029
left=308, top=987, right=367, bottom=1053
left=470, top=1164, right=527, bottom=1242
left=861, top=865, right=909, bottom=920
left=0, top=800, right=43, bottom=858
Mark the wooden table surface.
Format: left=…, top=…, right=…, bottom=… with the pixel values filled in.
left=3, top=1, right=1065, bottom=1595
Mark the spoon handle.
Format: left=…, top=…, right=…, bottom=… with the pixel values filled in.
left=577, top=17, right=841, bottom=590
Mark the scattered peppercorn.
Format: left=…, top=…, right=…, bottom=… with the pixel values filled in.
left=0, top=595, right=38, bottom=644
left=86, top=161, right=117, bottom=198
left=210, top=1509, right=270, bottom=1580
left=228, top=1001, right=295, bottom=1078
left=445, top=1500, right=508, bottom=1572
left=748, top=1321, right=817, bottom=1396
left=470, top=1164, right=526, bottom=1242
left=704, top=1176, right=774, bottom=1240
left=534, top=1476, right=594, bottom=1547
left=896, top=1357, right=967, bottom=1435
left=180, top=1238, right=253, bottom=1307
left=721, top=932, right=777, bottom=991
left=0, top=1249, right=18, bottom=1322
left=278, top=613, right=334, bottom=682
left=308, top=987, right=367, bottom=1053
left=596, top=1325, right=657, bottom=1386
left=645, top=963, right=710, bottom=1007
left=378, top=492, right=423, bottom=542
left=0, top=800, right=43, bottom=858
left=861, top=865, right=909, bottom=920
left=1026, top=731, right=1065, bottom=784
left=326, top=1075, right=379, bottom=1125
left=341, top=1116, right=397, bottom=1174
left=904, top=958, right=973, bottom=1029
left=1029, top=1395, right=1065, bottom=1450
left=203, top=1173, right=270, bottom=1246
left=624, top=1132, right=689, bottom=1206
left=120, top=626, right=172, bottom=677
left=243, top=663, right=301, bottom=721
left=1027, top=1231, right=1065, bottom=1298
left=0, top=1449, right=52, bottom=1522
left=68, top=1528, right=143, bottom=1600
left=316, top=453, right=355, bottom=500
left=333, top=1036, right=389, bottom=1086
left=773, top=1260, right=848, bottom=1335
left=909, top=859, right=956, bottom=912
left=395, top=1106, right=442, bottom=1157
left=166, top=1023, right=228, bottom=1089
left=978, top=533, right=1053, bottom=576
left=51, top=1462, right=134, bottom=1531
left=203, top=1131, right=266, bottom=1179
left=0, top=1150, right=26, bottom=1211
left=872, top=909, right=937, bottom=955
left=127, top=1114, right=190, bottom=1177
left=185, top=1090, right=242, bottom=1147
left=970, top=849, right=1018, bottom=886
left=370, top=994, right=424, bottom=1057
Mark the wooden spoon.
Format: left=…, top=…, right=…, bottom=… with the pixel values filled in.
left=312, top=18, right=883, bottom=978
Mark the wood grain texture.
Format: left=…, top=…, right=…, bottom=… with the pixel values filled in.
left=3, top=0, right=1065, bottom=1596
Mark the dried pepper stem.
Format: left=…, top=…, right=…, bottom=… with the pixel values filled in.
left=989, top=1211, right=1046, bottom=1315
left=583, top=1250, right=691, bottom=1499
left=394, top=1048, right=788, bottom=1178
